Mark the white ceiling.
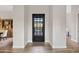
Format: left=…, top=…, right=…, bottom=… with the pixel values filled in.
left=0, top=5, right=13, bottom=11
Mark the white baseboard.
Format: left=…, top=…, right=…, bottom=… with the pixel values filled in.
left=53, top=45, right=67, bottom=48
left=13, top=45, right=25, bottom=48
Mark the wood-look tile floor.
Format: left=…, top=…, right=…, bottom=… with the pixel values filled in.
left=0, top=38, right=79, bottom=53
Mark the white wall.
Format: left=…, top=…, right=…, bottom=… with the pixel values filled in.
left=66, top=5, right=77, bottom=42
left=66, top=5, right=79, bottom=43
left=27, top=5, right=50, bottom=43
left=70, top=5, right=79, bottom=42
left=0, top=5, right=13, bottom=11
left=0, top=5, right=13, bottom=19
left=13, top=5, right=25, bottom=48
left=0, top=11, right=13, bottom=19
left=49, top=5, right=53, bottom=47
left=24, top=6, right=29, bottom=46
left=66, top=5, right=71, bottom=36
left=53, top=5, right=66, bottom=48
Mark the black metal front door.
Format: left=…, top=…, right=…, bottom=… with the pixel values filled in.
left=32, top=14, right=45, bottom=42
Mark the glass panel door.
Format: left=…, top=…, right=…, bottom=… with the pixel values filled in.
left=34, top=18, right=43, bottom=36
left=32, top=14, right=45, bottom=42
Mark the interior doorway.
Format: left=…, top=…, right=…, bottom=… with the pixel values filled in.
left=0, top=19, right=13, bottom=48
left=32, top=14, right=45, bottom=42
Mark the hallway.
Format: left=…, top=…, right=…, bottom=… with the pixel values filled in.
left=0, top=5, right=79, bottom=53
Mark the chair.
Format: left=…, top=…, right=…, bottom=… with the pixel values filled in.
left=0, top=30, right=8, bottom=40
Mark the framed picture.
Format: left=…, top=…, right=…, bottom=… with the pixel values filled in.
left=2, top=19, right=13, bottom=29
